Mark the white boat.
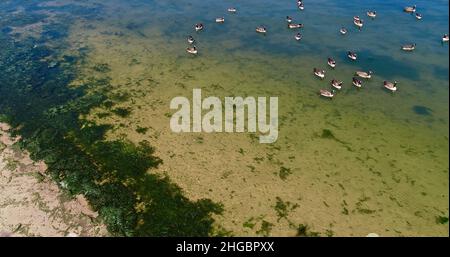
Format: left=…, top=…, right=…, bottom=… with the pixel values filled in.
left=331, top=79, right=343, bottom=90
left=401, top=43, right=416, bottom=51
left=288, top=23, right=303, bottom=29
left=314, top=68, right=326, bottom=79
left=384, top=81, right=397, bottom=92
left=352, top=77, right=362, bottom=88
left=355, top=70, right=373, bottom=79
left=415, top=13, right=422, bottom=20
left=347, top=51, right=357, bottom=60
left=320, top=89, right=334, bottom=98
left=286, top=16, right=293, bottom=23
left=228, top=7, right=237, bottom=13
left=256, top=26, right=267, bottom=33
left=442, top=34, right=449, bottom=42
left=186, top=46, right=198, bottom=55
left=340, top=27, right=348, bottom=35
left=353, top=16, right=361, bottom=21
left=294, top=33, right=302, bottom=41
left=215, top=17, right=225, bottom=23
left=327, top=58, right=336, bottom=68
left=297, top=1, right=304, bottom=10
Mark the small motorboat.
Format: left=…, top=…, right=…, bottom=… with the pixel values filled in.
left=186, top=46, right=198, bottom=55
left=353, top=16, right=361, bottom=21
left=313, top=68, right=326, bottom=79
left=320, top=89, right=334, bottom=98
left=294, top=33, right=303, bottom=41
left=354, top=19, right=364, bottom=28
left=355, top=70, right=373, bottom=79
left=352, top=77, right=363, bottom=88
left=215, top=17, right=225, bottom=23
left=331, top=79, right=343, bottom=90
left=256, top=26, right=267, bottom=33
left=401, top=43, right=416, bottom=51
left=384, top=81, right=398, bottom=92
left=443, top=34, right=449, bottom=42
left=347, top=51, right=357, bottom=60
left=367, top=11, right=377, bottom=18
left=288, top=23, right=303, bottom=29
left=340, top=27, right=348, bottom=35
left=404, top=5, right=416, bottom=13
left=327, top=58, right=336, bottom=68
left=415, top=13, right=422, bottom=20
left=286, top=16, right=293, bottom=23
left=228, top=7, right=237, bottom=13
left=187, top=35, right=195, bottom=44
left=194, top=23, right=204, bottom=32
left=297, top=1, right=304, bottom=10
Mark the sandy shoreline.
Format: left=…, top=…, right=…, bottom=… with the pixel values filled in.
left=0, top=122, right=107, bottom=237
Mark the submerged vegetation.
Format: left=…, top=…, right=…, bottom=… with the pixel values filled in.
left=0, top=0, right=222, bottom=236
left=435, top=216, right=449, bottom=225
left=274, top=197, right=298, bottom=222
left=295, top=224, right=320, bottom=237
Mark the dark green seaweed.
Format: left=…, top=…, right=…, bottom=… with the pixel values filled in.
left=0, top=1, right=222, bottom=236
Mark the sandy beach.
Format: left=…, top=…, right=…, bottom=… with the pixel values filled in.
left=0, top=123, right=107, bottom=237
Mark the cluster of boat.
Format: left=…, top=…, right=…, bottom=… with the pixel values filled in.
left=184, top=2, right=448, bottom=99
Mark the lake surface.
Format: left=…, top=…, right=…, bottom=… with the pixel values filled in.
left=1, top=0, right=448, bottom=236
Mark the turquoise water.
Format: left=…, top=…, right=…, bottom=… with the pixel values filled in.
left=90, top=0, right=449, bottom=235
left=121, top=0, right=449, bottom=117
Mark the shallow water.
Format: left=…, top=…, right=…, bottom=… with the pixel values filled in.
left=1, top=0, right=449, bottom=236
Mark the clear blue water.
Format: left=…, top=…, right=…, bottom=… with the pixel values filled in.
left=95, top=0, right=449, bottom=235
